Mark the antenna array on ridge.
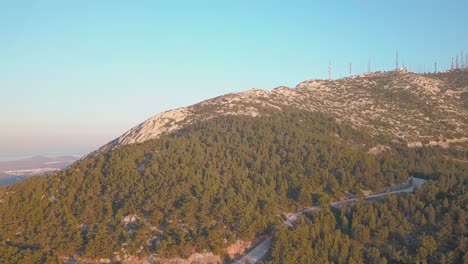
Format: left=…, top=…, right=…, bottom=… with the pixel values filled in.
left=322, top=49, right=467, bottom=78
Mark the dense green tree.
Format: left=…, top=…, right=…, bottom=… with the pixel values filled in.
left=267, top=172, right=467, bottom=264
left=0, top=110, right=466, bottom=262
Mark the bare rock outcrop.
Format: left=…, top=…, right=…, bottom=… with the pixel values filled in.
left=122, top=253, right=222, bottom=264
left=89, top=70, right=468, bottom=156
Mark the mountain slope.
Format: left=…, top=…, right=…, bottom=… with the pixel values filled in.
left=1, top=111, right=416, bottom=262
left=95, top=70, right=468, bottom=156
left=0, top=71, right=467, bottom=263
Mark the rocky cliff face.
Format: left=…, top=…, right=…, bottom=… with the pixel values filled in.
left=94, top=70, right=468, bottom=155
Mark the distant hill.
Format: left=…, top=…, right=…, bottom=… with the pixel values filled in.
left=0, top=156, right=77, bottom=185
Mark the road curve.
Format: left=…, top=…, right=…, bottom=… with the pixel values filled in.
left=331, top=177, right=427, bottom=206
left=231, top=237, right=272, bottom=264
left=232, top=178, right=427, bottom=264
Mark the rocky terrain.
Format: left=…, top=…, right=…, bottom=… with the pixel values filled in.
left=94, top=70, right=468, bottom=156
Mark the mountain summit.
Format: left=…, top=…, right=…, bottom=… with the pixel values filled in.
left=95, top=70, right=468, bottom=156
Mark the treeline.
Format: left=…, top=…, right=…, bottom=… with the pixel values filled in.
left=0, top=110, right=463, bottom=262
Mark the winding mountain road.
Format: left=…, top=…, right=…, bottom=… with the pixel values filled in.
left=232, top=178, right=427, bottom=264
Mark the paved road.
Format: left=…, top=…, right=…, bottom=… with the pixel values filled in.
left=332, top=177, right=427, bottom=207
left=284, top=206, right=320, bottom=227
left=232, top=178, right=427, bottom=264
left=231, top=237, right=272, bottom=264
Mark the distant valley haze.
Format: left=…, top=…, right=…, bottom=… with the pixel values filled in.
left=0, top=155, right=78, bottom=185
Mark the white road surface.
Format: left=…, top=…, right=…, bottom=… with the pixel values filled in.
left=232, top=177, right=427, bottom=264
left=231, top=237, right=272, bottom=264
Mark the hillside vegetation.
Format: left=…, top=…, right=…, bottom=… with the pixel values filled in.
left=0, top=71, right=467, bottom=263
left=1, top=111, right=417, bottom=262
left=268, top=165, right=467, bottom=264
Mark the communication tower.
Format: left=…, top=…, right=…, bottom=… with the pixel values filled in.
left=396, top=51, right=399, bottom=70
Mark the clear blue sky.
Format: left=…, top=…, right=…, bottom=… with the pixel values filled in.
left=1, top=1, right=467, bottom=159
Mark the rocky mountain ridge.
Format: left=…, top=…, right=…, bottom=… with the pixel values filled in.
left=95, top=70, right=468, bottom=156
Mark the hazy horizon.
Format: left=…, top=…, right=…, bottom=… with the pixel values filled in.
left=0, top=150, right=84, bottom=162
left=1, top=1, right=468, bottom=158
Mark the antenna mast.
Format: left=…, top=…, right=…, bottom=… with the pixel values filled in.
left=328, top=61, right=332, bottom=80
left=466, top=52, right=468, bottom=69
left=451, top=57, right=454, bottom=70
left=396, top=51, right=399, bottom=70
left=349, top=62, right=352, bottom=77
left=456, top=56, right=459, bottom=69
left=368, top=57, right=371, bottom=73
left=434, top=61, right=437, bottom=73
left=462, top=51, right=465, bottom=68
